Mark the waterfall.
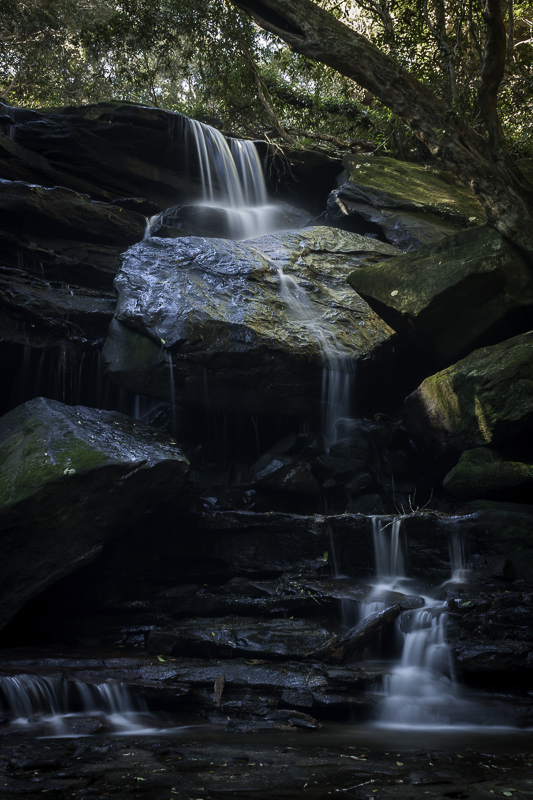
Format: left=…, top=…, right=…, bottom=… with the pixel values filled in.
left=363, top=519, right=483, bottom=728
left=0, top=674, right=150, bottom=735
left=276, top=267, right=354, bottom=447
left=372, top=517, right=405, bottom=589
left=165, top=116, right=280, bottom=240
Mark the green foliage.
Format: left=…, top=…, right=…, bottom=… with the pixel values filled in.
left=0, top=0, right=531, bottom=156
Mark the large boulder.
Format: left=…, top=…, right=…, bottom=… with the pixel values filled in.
left=328, top=155, right=485, bottom=250
left=347, top=226, right=533, bottom=365
left=102, top=227, right=399, bottom=417
left=403, top=331, right=533, bottom=456
left=0, top=102, right=202, bottom=207
left=0, top=180, right=147, bottom=246
left=443, top=448, right=533, bottom=502
left=0, top=397, right=190, bottom=630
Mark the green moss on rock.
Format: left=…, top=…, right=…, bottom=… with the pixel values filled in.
left=347, top=226, right=533, bottom=363
left=403, top=331, right=533, bottom=454
left=342, top=155, right=485, bottom=224
left=443, top=447, right=533, bottom=501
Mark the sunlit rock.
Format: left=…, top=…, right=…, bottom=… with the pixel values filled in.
left=329, top=154, right=485, bottom=249
left=348, top=226, right=533, bottom=364
left=403, top=331, right=533, bottom=456
left=102, top=226, right=399, bottom=417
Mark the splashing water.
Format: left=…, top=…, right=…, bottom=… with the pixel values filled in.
left=170, top=117, right=281, bottom=240
left=0, top=674, right=151, bottom=736
left=361, top=519, right=501, bottom=729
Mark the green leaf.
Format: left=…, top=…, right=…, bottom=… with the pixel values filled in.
left=157, top=655, right=167, bottom=662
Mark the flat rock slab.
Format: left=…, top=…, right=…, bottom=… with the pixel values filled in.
left=0, top=179, right=146, bottom=245
left=0, top=728, right=532, bottom=799
left=102, top=226, right=398, bottom=416
left=0, top=397, right=189, bottom=630
left=347, top=226, right=533, bottom=364
left=0, top=265, right=116, bottom=345
left=147, top=616, right=336, bottom=660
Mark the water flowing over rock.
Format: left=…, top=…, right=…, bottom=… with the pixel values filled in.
left=102, top=227, right=399, bottom=417
left=0, top=396, right=189, bottom=630
left=347, top=226, right=533, bottom=365
left=1, top=97, right=533, bottom=785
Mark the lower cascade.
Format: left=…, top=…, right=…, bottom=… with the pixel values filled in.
left=0, top=675, right=150, bottom=736
left=364, top=519, right=511, bottom=729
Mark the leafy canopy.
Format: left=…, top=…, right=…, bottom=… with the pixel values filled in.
left=0, top=0, right=531, bottom=156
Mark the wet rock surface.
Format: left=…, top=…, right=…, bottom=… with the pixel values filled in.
left=102, top=227, right=398, bottom=416
left=0, top=99, right=532, bottom=797
left=0, top=396, right=189, bottom=629
left=0, top=726, right=532, bottom=799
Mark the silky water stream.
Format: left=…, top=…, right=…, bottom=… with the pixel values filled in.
left=356, top=517, right=520, bottom=734
left=2, top=118, right=530, bottom=750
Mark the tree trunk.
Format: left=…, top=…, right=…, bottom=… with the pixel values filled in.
left=229, top=0, right=533, bottom=262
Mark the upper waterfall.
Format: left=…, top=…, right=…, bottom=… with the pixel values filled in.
left=176, top=116, right=281, bottom=240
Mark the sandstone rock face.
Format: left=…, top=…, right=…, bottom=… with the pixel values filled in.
left=347, top=226, right=533, bottom=365
left=0, top=180, right=147, bottom=246
left=328, top=155, right=485, bottom=250
left=102, top=227, right=399, bottom=417
left=0, top=101, right=338, bottom=356
left=403, top=331, right=533, bottom=455
left=0, top=397, right=189, bottom=630
left=459, top=500, right=533, bottom=581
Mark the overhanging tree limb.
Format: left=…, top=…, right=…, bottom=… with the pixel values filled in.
left=228, top=0, right=533, bottom=261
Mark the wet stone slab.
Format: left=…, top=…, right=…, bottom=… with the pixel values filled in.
left=0, top=729, right=532, bottom=800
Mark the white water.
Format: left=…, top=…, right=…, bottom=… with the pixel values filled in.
left=361, top=517, right=486, bottom=729
left=183, top=117, right=281, bottom=240
left=0, top=674, right=151, bottom=736
left=276, top=268, right=354, bottom=447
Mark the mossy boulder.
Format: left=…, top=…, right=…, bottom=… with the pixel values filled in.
left=443, top=447, right=533, bottom=502
left=102, top=227, right=399, bottom=417
left=403, top=331, right=533, bottom=456
left=347, top=226, right=533, bottom=364
left=328, top=155, right=485, bottom=250
left=0, top=397, right=190, bottom=630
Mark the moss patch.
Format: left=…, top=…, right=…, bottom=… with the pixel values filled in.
left=343, top=155, right=485, bottom=223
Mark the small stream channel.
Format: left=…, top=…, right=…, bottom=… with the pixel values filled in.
left=1, top=118, right=530, bottom=752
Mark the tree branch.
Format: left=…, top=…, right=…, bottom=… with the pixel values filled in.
left=228, top=0, right=533, bottom=261
left=478, top=0, right=507, bottom=153
left=285, top=128, right=375, bottom=151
